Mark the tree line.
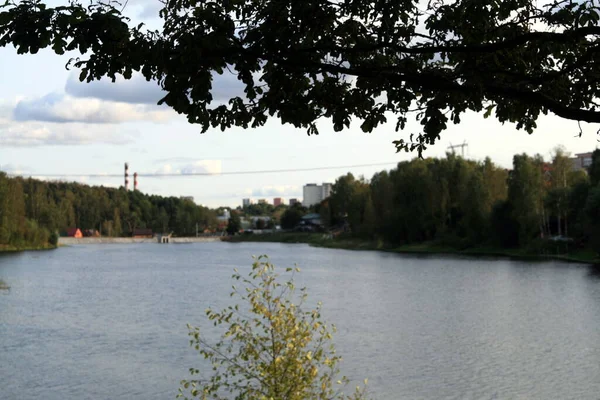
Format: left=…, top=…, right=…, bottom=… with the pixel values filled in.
left=318, top=148, right=600, bottom=253
left=0, top=174, right=217, bottom=249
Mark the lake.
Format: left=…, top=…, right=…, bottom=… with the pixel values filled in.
left=1, top=242, right=600, bottom=399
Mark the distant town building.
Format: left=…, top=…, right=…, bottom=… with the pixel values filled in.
left=180, top=196, right=194, bottom=202
left=273, top=197, right=283, bottom=207
left=322, top=183, right=332, bottom=199
left=242, top=198, right=252, bottom=207
left=65, top=228, right=82, bottom=238
left=258, top=199, right=267, bottom=204
left=571, top=152, right=594, bottom=172
left=302, top=183, right=333, bottom=207
left=132, top=228, right=153, bottom=238
left=83, top=229, right=100, bottom=237
left=289, top=198, right=299, bottom=206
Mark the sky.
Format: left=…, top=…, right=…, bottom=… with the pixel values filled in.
left=0, top=0, right=598, bottom=208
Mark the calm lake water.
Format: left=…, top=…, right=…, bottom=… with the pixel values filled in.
left=1, top=242, right=600, bottom=399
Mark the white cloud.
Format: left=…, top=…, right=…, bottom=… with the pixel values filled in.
left=155, top=160, right=223, bottom=175
left=65, top=72, right=165, bottom=105
left=0, top=120, right=138, bottom=147
left=0, top=163, right=30, bottom=175
left=138, top=1, right=163, bottom=19
left=181, top=160, right=222, bottom=175
left=251, top=185, right=301, bottom=197
left=66, top=68, right=253, bottom=106
left=13, top=93, right=174, bottom=124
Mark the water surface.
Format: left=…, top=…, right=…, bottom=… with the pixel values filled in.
left=1, top=243, right=600, bottom=399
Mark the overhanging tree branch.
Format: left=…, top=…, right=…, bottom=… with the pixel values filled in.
left=1, top=0, right=599, bottom=155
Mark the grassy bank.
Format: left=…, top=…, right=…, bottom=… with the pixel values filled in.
left=0, top=244, right=57, bottom=253
left=229, top=233, right=600, bottom=264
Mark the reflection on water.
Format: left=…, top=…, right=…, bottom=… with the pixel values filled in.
left=1, top=243, right=600, bottom=400
left=586, top=264, right=600, bottom=280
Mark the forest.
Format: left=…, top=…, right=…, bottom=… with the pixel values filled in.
left=316, top=148, right=600, bottom=255
left=0, top=175, right=217, bottom=250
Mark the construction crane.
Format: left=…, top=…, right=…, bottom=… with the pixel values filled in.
left=447, top=141, right=469, bottom=158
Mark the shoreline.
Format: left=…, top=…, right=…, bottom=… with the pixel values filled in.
left=58, top=236, right=223, bottom=245
left=1, top=236, right=223, bottom=253
left=0, top=244, right=57, bottom=253
left=228, top=233, right=600, bottom=265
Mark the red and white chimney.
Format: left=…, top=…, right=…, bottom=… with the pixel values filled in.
left=134, top=172, right=138, bottom=191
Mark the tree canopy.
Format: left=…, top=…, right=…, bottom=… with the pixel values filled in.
left=0, top=173, right=218, bottom=250
left=1, top=0, right=599, bottom=154
left=321, top=149, right=600, bottom=254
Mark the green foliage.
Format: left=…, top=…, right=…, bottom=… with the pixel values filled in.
left=490, top=201, right=520, bottom=248
left=281, top=207, right=306, bottom=230
left=567, top=180, right=591, bottom=241
left=2, top=1, right=600, bottom=155
left=244, top=203, right=275, bottom=217
left=589, top=150, right=600, bottom=187
left=0, top=173, right=218, bottom=249
left=226, top=213, right=242, bottom=235
left=178, top=256, right=369, bottom=400
left=325, top=155, right=508, bottom=246
left=320, top=150, right=600, bottom=254
left=584, top=186, right=600, bottom=253
left=508, top=154, right=546, bottom=245
left=255, top=218, right=267, bottom=230
left=49, top=231, right=59, bottom=247
left=359, top=195, right=376, bottom=239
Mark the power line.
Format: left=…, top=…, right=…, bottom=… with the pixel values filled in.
left=5, top=161, right=400, bottom=178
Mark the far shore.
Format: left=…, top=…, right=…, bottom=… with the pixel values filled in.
left=4, top=233, right=598, bottom=265
left=0, top=244, right=57, bottom=253
left=58, top=236, right=223, bottom=245
left=228, top=232, right=600, bottom=265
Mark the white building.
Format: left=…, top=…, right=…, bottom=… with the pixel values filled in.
left=571, top=152, right=594, bottom=172
left=322, top=183, right=332, bottom=199
left=302, top=183, right=333, bottom=207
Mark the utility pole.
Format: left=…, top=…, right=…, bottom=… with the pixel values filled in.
left=447, top=141, right=469, bottom=157
left=196, top=222, right=198, bottom=237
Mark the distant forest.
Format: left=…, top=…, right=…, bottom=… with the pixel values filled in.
left=2, top=147, right=600, bottom=253
left=315, top=148, right=600, bottom=253
left=0, top=175, right=217, bottom=249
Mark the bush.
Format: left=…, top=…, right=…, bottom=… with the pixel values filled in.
left=49, top=231, right=59, bottom=247
left=22, top=219, right=49, bottom=247
left=178, top=256, right=369, bottom=400
left=526, top=238, right=573, bottom=255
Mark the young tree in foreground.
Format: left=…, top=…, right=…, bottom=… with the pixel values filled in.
left=178, top=256, right=369, bottom=400
left=1, top=0, right=600, bottom=154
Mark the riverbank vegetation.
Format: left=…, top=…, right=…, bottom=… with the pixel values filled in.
left=0, top=172, right=217, bottom=251
left=240, top=148, right=600, bottom=263
left=231, top=233, right=598, bottom=264
left=179, top=256, right=368, bottom=400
